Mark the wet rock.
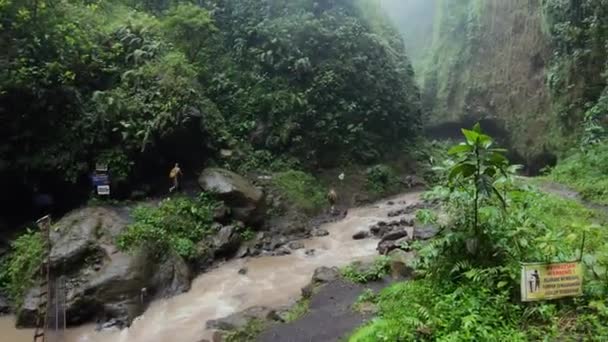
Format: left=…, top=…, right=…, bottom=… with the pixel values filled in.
left=413, top=224, right=440, bottom=240
left=236, top=245, right=250, bottom=258
left=214, top=225, right=241, bottom=256
left=206, top=306, right=279, bottom=331
left=96, top=318, right=121, bottom=332
left=353, top=193, right=370, bottom=205
left=198, top=168, right=265, bottom=224
left=312, top=228, right=329, bottom=237
left=212, top=203, right=230, bottom=222
left=399, top=217, right=415, bottom=226
left=271, top=235, right=288, bottom=249
left=405, top=202, right=427, bottom=214
left=238, top=267, right=248, bottom=275
left=388, top=249, right=415, bottom=279
left=377, top=240, right=394, bottom=255
left=288, top=241, right=305, bottom=250
left=305, top=249, right=315, bottom=256
left=402, top=175, right=426, bottom=188
left=352, top=231, right=369, bottom=240
left=380, top=229, right=408, bottom=242
left=312, top=266, right=340, bottom=284
left=16, top=287, right=42, bottom=327
left=151, top=253, right=192, bottom=298
left=387, top=208, right=406, bottom=217
left=272, top=246, right=292, bottom=256
left=387, top=201, right=395, bottom=205
left=50, top=207, right=125, bottom=271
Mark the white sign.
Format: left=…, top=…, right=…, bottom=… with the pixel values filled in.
left=97, top=185, right=110, bottom=196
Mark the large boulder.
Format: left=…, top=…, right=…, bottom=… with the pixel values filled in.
left=413, top=223, right=440, bottom=240
left=213, top=224, right=242, bottom=257
left=388, top=249, right=415, bottom=279
left=50, top=207, right=127, bottom=271
left=198, top=168, right=265, bottom=224
left=18, top=206, right=193, bottom=328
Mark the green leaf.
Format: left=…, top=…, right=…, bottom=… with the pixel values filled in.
left=449, top=162, right=476, bottom=181
left=472, top=122, right=482, bottom=133
left=448, top=144, right=473, bottom=155
left=461, top=129, right=480, bottom=145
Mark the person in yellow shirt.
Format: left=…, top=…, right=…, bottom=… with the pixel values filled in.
left=169, top=163, right=182, bottom=193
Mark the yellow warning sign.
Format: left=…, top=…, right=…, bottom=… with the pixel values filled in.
left=521, top=262, right=583, bottom=302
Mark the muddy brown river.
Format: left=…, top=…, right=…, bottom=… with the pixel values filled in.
left=2, top=191, right=421, bottom=342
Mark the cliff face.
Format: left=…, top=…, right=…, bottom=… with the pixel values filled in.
left=388, top=0, right=608, bottom=166
left=421, top=0, right=552, bottom=159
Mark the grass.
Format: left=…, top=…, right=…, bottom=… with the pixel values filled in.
left=273, top=170, right=328, bottom=213
left=348, top=186, right=608, bottom=341
left=550, top=144, right=608, bottom=205
left=284, top=298, right=310, bottom=322
left=224, top=319, right=266, bottom=342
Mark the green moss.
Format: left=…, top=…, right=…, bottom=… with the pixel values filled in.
left=273, top=170, right=327, bottom=213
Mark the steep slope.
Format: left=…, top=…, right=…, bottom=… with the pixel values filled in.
left=422, top=0, right=552, bottom=161
left=390, top=0, right=607, bottom=170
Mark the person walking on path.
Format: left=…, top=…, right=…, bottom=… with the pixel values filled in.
left=169, top=163, right=182, bottom=193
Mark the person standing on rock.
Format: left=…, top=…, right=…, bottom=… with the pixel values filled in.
left=327, top=188, right=338, bottom=214
left=169, top=163, right=182, bottom=193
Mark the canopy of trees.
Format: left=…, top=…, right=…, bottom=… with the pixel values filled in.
left=0, top=0, right=421, bottom=217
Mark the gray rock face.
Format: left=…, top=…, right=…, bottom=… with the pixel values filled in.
left=206, top=306, right=279, bottom=331
left=18, top=206, right=193, bottom=328
left=414, top=224, right=440, bottom=240
left=50, top=207, right=126, bottom=270
left=214, top=225, right=241, bottom=256
left=312, top=267, right=340, bottom=284
left=198, top=168, right=265, bottom=224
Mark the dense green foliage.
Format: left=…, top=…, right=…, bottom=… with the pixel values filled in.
left=0, top=230, right=45, bottom=306
left=544, top=0, right=608, bottom=141
left=550, top=143, right=608, bottom=205
left=341, top=256, right=390, bottom=284
left=350, top=129, right=608, bottom=341
left=273, top=170, right=327, bottom=213
left=365, top=164, right=397, bottom=194
left=0, top=0, right=421, bottom=208
left=117, top=194, right=220, bottom=259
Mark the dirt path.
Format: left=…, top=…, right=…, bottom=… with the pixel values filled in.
left=533, top=178, right=608, bottom=214
left=258, top=278, right=392, bottom=342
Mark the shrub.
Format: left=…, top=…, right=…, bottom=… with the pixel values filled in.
left=365, top=164, right=397, bottom=194
left=0, top=230, right=45, bottom=306
left=550, top=143, right=608, bottom=204
left=273, top=170, right=327, bottom=213
left=117, top=193, right=220, bottom=259
left=341, top=256, right=390, bottom=283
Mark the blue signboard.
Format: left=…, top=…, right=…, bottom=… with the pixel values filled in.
left=92, top=174, right=109, bottom=186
